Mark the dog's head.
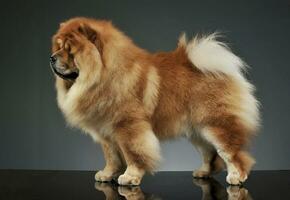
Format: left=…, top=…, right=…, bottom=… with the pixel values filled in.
left=50, top=18, right=104, bottom=81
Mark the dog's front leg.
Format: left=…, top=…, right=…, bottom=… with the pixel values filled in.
left=95, top=138, right=125, bottom=182
left=114, top=120, right=161, bottom=186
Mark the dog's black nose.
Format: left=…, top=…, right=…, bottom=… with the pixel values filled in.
left=50, top=55, right=57, bottom=64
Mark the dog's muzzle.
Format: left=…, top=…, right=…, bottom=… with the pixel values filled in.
left=50, top=55, right=79, bottom=80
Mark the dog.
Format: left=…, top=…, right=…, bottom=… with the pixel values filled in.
left=50, top=17, right=260, bottom=186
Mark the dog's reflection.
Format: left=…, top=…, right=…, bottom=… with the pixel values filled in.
left=95, top=182, right=158, bottom=200
left=95, top=178, right=252, bottom=200
left=193, top=178, right=253, bottom=200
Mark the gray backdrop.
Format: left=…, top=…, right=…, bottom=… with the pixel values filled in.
left=0, top=0, right=289, bottom=171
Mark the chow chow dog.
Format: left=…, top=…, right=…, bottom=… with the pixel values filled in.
left=50, top=17, right=260, bottom=186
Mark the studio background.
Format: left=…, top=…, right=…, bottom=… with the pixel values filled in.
left=0, top=0, right=289, bottom=171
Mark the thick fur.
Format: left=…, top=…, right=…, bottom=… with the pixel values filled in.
left=51, top=17, right=260, bottom=186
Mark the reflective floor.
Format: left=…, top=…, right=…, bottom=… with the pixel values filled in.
left=0, top=170, right=289, bottom=199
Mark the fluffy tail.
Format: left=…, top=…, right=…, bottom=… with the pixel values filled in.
left=179, top=32, right=246, bottom=77
left=179, top=33, right=260, bottom=132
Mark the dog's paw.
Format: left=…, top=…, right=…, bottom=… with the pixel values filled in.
left=118, top=174, right=141, bottom=186
left=95, top=170, right=115, bottom=182
left=226, top=171, right=247, bottom=185
left=193, top=170, right=211, bottom=178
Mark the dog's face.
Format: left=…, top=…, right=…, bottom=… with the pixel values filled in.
left=50, top=20, right=102, bottom=81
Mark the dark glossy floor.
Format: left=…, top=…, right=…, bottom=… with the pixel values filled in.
left=0, top=170, right=289, bottom=199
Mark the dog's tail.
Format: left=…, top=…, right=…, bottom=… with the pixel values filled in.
left=177, top=32, right=260, bottom=133
left=178, top=32, right=248, bottom=77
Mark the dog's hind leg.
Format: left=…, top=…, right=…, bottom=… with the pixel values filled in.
left=191, top=136, right=225, bottom=178
left=200, top=117, right=255, bottom=185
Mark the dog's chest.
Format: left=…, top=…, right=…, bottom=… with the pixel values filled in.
left=58, top=84, right=117, bottom=136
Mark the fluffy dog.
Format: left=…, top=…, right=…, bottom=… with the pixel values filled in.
left=50, top=17, right=260, bottom=186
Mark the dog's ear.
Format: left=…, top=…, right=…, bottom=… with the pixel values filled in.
left=77, top=23, right=103, bottom=54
